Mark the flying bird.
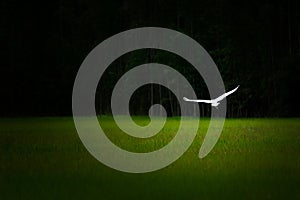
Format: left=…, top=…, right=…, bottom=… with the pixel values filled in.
left=183, top=85, right=239, bottom=107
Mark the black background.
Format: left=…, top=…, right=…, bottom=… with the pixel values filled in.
left=1, top=0, right=299, bottom=117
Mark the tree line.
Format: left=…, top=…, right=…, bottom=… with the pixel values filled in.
left=0, top=0, right=299, bottom=117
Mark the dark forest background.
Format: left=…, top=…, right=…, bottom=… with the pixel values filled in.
left=0, top=0, right=299, bottom=117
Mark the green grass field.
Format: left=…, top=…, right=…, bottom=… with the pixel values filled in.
left=1, top=117, right=300, bottom=199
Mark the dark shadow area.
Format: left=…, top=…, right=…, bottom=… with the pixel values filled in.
left=0, top=0, right=299, bottom=117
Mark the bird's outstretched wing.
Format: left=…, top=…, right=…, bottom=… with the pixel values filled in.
left=183, top=97, right=212, bottom=104
left=213, top=85, right=239, bottom=102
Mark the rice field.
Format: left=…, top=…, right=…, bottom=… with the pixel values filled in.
left=0, top=117, right=300, bottom=199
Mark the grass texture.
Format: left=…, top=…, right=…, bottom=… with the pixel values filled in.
left=0, top=117, right=300, bottom=199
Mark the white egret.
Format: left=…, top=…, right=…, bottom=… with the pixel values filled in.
left=183, top=85, right=239, bottom=107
